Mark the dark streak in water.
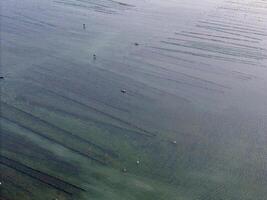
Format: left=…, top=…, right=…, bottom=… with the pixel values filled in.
left=198, top=21, right=266, bottom=34
left=161, top=40, right=267, bottom=60
left=14, top=91, right=155, bottom=138
left=180, top=31, right=259, bottom=43
left=2, top=102, right=118, bottom=158
left=1, top=117, right=107, bottom=165
left=0, top=155, right=86, bottom=195
left=54, top=0, right=134, bottom=15
left=128, top=56, right=230, bottom=90
left=196, top=25, right=263, bottom=40
left=170, top=34, right=266, bottom=51
left=149, top=46, right=261, bottom=66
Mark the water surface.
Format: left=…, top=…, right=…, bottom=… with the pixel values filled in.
left=1, top=0, right=267, bottom=199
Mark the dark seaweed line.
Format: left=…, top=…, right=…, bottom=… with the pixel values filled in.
left=14, top=12, right=57, bottom=28
left=54, top=0, right=109, bottom=9
left=34, top=66, right=130, bottom=114
left=206, top=19, right=265, bottom=30
left=76, top=0, right=134, bottom=8
left=129, top=56, right=230, bottom=89
left=180, top=31, right=259, bottom=43
left=1, top=173, right=33, bottom=195
left=171, top=34, right=266, bottom=50
left=131, top=52, right=225, bottom=76
left=102, top=59, right=225, bottom=93
left=75, top=0, right=111, bottom=9
left=160, top=41, right=266, bottom=60
left=2, top=101, right=117, bottom=158
left=225, top=0, right=267, bottom=6
left=196, top=25, right=263, bottom=40
left=98, top=55, right=224, bottom=92
left=207, top=14, right=266, bottom=26
left=0, top=155, right=85, bottom=195
left=102, top=54, right=228, bottom=90
left=0, top=14, right=51, bottom=29
left=54, top=0, right=117, bottom=14
left=197, top=24, right=267, bottom=37
left=91, top=58, right=191, bottom=103
left=198, top=21, right=266, bottom=34
left=46, top=52, right=188, bottom=103
left=23, top=73, right=155, bottom=137
left=149, top=46, right=260, bottom=66
left=17, top=95, right=154, bottom=139
left=1, top=116, right=107, bottom=165
left=1, top=129, right=80, bottom=174
left=38, top=62, right=224, bottom=94
left=30, top=82, right=156, bottom=137
left=109, top=0, right=134, bottom=7
left=218, top=6, right=267, bottom=15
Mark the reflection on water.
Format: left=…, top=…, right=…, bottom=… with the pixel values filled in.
left=1, top=0, right=267, bottom=199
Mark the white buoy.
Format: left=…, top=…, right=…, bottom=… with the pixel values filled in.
left=172, top=140, right=177, bottom=144
left=136, top=160, right=140, bottom=165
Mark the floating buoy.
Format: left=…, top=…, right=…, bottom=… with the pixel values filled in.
left=134, top=42, right=139, bottom=46
left=93, top=54, right=96, bottom=60
left=172, top=140, right=177, bottom=144
left=121, top=89, right=126, bottom=94
left=0, top=76, right=4, bottom=79
left=136, top=160, right=140, bottom=165
left=122, top=168, right=127, bottom=173
left=83, top=24, right=86, bottom=29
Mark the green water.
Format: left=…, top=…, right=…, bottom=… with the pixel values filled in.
left=1, top=0, right=267, bottom=199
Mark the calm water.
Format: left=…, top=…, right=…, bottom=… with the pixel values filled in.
left=1, top=0, right=267, bottom=199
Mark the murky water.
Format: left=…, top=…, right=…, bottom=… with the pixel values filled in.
left=1, top=0, right=267, bottom=199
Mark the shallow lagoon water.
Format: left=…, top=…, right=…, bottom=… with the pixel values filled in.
left=1, top=0, right=267, bottom=199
